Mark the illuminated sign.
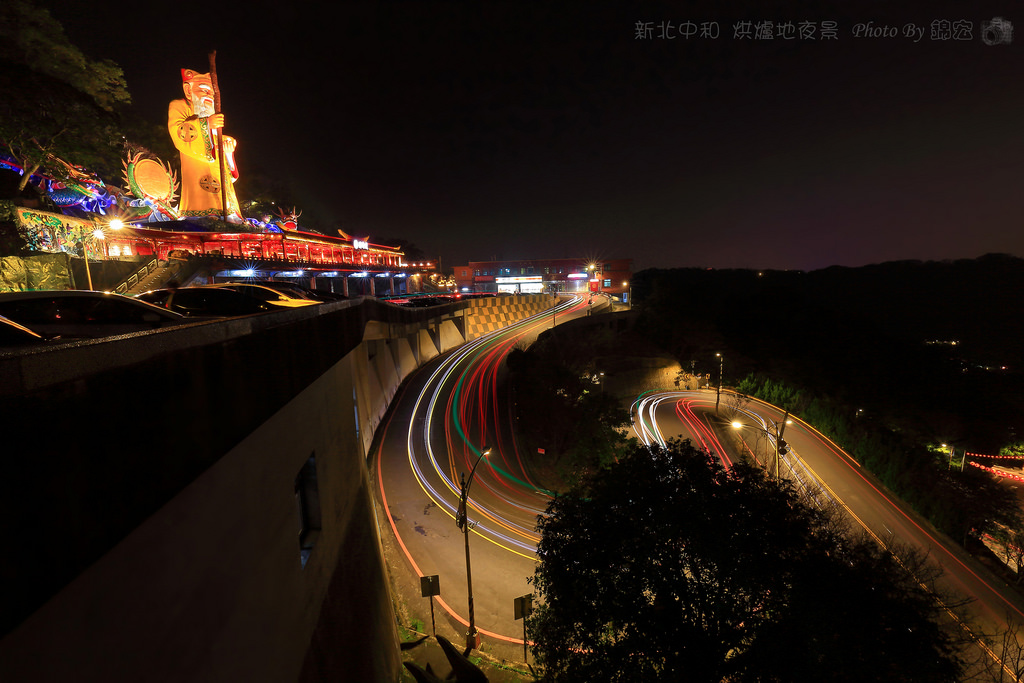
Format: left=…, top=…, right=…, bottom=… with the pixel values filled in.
left=567, top=273, right=589, bottom=279
left=353, top=239, right=369, bottom=250
left=495, top=276, right=542, bottom=284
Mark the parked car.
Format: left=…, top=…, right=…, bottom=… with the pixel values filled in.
left=203, top=283, right=320, bottom=308
left=257, top=281, right=347, bottom=302
left=0, top=313, right=61, bottom=349
left=0, top=290, right=196, bottom=338
left=136, top=286, right=276, bottom=317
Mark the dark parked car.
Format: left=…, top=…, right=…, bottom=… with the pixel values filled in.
left=0, top=290, right=195, bottom=338
left=136, top=287, right=276, bottom=317
left=200, top=283, right=319, bottom=308
left=0, top=313, right=61, bottom=349
left=239, top=281, right=347, bottom=302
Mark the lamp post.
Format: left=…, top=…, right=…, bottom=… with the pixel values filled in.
left=715, top=353, right=723, bottom=413
left=455, top=445, right=493, bottom=651
left=78, top=227, right=109, bottom=290
left=79, top=218, right=127, bottom=290
left=732, top=411, right=790, bottom=479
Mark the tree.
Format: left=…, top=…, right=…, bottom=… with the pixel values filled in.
left=528, top=440, right=966, bottom=682
left=0, top=1, right=130, bottom=193
left=0, top=61, right=124, bottom=193
left=506, top=344, right=631, bottom=485
left=0, top=1, right=130, bottom=111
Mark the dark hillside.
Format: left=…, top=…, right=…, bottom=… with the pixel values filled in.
left=632, top=254, right=1024, bottom=453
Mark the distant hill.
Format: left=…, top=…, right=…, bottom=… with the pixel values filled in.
left=632, top=253, right=1024, bottom=452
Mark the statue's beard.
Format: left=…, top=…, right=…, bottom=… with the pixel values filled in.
left=193, top=97, right=215, bottom=118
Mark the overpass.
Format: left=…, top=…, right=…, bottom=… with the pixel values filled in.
left=0, top=294, right=558, bottom=682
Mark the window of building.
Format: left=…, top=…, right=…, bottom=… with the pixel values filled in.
left=295, top=454, right=322, bottom=568
left=603, top=279, right=611, bottom=288
left=474, top=270, right=480, bottom=276
left=544, top=267, right=550, bottom=274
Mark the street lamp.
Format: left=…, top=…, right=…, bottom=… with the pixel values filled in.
left=455, top=444, right=493, bottom=650
left=77, top=227, right=108, bottom=290
left=79, top=217, right=129, bottom=290
left=715, top=353, right=723, bottom=413
left=732, top=411, right=791, bottom=479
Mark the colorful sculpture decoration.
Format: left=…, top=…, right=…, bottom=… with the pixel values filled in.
left=44, top=156, right=115, bottom=214
left=121, top=151, right=180, bottom=221
left=273, top=206, right=302, bottom=231
left=167, top=69, right=242, bottom=222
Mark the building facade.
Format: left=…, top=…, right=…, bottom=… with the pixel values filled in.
left=453, top=257, right=632, bottom=299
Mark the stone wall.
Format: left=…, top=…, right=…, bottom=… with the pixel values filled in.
left=0, top=294, right=556, bottom=682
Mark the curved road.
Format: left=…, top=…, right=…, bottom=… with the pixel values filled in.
left=632, top=389, right=1024, bottom=673
left=375, top=294, right=591, bottom=648
left=376, top=302, right=1024, bottom=673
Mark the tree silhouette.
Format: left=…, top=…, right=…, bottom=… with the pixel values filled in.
left=528, top=439, right=965, bottom=682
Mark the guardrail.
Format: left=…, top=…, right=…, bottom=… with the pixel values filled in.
left=114, top=259, right=159, bottom=294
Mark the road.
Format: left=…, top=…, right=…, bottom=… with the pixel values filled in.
left=632, top=389, right=1024, bottom=674
left=374, top=294, right=591, bottom=649
left=376, top=297, right=1024, bottom=673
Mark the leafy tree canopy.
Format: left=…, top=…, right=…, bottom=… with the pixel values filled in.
left=506, top=338, right=631, bottom=485
left=528, top=440, right=965, bottom=682
left=0, top=1, right=130, bottom=111
left=0, top=2, right=132, bottom=193
left=0, top=60, right=124, bottom=192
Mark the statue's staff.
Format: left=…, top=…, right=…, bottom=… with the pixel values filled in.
left=208, top=50, right=229, bottom=223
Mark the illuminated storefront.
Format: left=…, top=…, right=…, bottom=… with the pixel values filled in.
left=495, top=275, right=544, bottom=294
left=453, top=257, right=632, bottom=297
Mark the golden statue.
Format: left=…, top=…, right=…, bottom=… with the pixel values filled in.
left=167, top=69, right=241, bottom=221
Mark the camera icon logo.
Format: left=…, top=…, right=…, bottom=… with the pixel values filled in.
left=981, top=17, right=1014, bottom=45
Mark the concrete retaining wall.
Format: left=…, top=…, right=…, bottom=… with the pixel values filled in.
left=0, top=293, right=555, bottom=682
left=464, top=294, right=556, bottom=339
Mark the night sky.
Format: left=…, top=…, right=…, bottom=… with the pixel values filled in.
left=44, top=1, right=1024, bottom=272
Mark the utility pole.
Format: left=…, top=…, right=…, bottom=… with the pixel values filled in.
left=455, top=445, right=492, bottom=650
left=715, top=353, right=723, bottom=413
left=774, top=410, right=789, bottom=480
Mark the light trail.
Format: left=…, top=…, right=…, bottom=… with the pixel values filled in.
left=634, top=388, right=1024, bottom=676
left=393, top=296, right=585, bottom=563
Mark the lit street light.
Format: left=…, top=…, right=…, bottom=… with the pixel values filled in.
left=455, top=444, right=493, bottom=650
left=732, top=410, right=791, bottom=479
left=79, top=219, right=126, bottom=290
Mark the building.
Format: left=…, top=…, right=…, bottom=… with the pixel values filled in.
left=452, top=257, right=632, bottom=299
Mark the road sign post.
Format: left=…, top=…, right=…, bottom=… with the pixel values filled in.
left=514, top=594, right=533, bottom=663
left=420, top=574, right=440, bottom=635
